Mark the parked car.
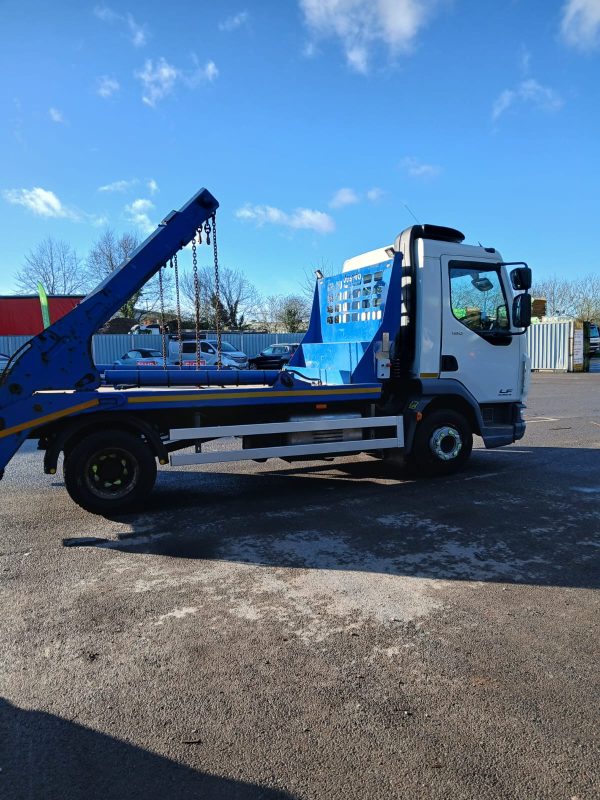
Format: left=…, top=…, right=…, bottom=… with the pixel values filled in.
left=248, top=343, right=300, bottom=370
left=129, top=323, right=163, bottom=335
left=589, top=323, right=599, bottom=355
left=113, top=348, right=167, bottom=367
left=0, top=353, right=10, bottom=374
left=168, top=338, right=248, bottom=368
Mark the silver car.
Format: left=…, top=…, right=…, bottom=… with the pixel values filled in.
left=113, top=348, right=168, bottom=367
left=169, top=339, right=248, bottom=368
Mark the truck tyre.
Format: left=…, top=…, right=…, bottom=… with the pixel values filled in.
left=63, top=429, right=157, bottom=515
left=410, top=409, right=472, bottom=477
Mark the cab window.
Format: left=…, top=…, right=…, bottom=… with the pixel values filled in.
left=449, top=263, right=509, bottom=335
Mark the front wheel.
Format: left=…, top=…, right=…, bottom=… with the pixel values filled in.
left=63, top=429, right=157, bottom=515
left=409, top=409, right=473, bottom=477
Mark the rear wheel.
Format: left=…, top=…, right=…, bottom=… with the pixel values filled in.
left=63, top=429, right=157, bottom=514
left=410, top=409, right=472, bottom=477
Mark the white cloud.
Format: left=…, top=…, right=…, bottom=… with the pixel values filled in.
left=49, top=107, right=64, bottom=123
left=219, top=11, right=249, bottom=31
left=329, top=187, right=359, bottom=208
left=2, top=187, right=76, bottom=219
left=98, top=179, right=138, bottom=193
left=126, top=12, right=147, bottom=47
left=400, top=157, right=441, bottom=179
left=97, top=76, right=120, bottom=98
left=135, top=57, right=218, bottom=106
left=492, top=79, right=563, bottom=121
left=203, top=61, right=219, bottom=82
left=147, top=179, right=159, bottom=195
left=3, top=186, right=111, bottom=227
left=236, top=204, right=335, bottom=234
left=367, top=187, right=384, bottom=202
left=184, top=58, right=219, bottom=87
left=93, top=5, right=118, bottom=22
left=90, top=214, right=109, bottom=227
left=93, top=5, right=148, bottom=47
left=561, top=0, right=600, bottom=50
left=136, top=58, right=178, bottom=106
left=492, top=89, right=515, bottom=120
left=125, top=198, right=155, bottom=233
left=299, top=0, right=438, bottom=73
left=519, top=44, right=532, bottom=74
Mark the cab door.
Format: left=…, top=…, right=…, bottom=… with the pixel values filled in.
left=440, top=258, right=520, bottom=403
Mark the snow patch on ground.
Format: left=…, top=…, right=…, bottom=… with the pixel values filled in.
left=156, top=607, right=198, bottom=625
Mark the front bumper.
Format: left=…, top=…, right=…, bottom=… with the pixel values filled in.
left=481, top=403, right=526, bottom=448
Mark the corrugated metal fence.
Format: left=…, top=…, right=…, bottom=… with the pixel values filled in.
left=0, top=332, right=306, bottom=364
left=526, top=321, right=572, bottom=372
left=0, top=336, right=31, bottom=359
left=0, top=322, right=579, bottom=372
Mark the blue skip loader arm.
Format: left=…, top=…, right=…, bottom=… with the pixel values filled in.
left=0, top=188, right=219, bottom=478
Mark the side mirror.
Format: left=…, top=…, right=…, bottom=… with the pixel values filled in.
left=512, top=293, right=532, bottom=328
left=510, top=266, right=532, bottom=291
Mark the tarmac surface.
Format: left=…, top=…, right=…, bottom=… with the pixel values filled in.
left=0, top=372, right=599, bottom=800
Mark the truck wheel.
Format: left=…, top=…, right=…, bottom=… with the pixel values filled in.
left=410, top=410, right=472, bottom=477
left=63, top=429, right=157, bottom=515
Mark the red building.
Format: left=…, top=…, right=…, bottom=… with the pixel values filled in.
left=0, top=295, right=84, bottom=336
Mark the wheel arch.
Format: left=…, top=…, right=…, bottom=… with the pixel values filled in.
left=41, top=413, right=168, bottom=475
left=403, top=385, right=483, bottom=455
left=422, top=394, right=480, bottom=436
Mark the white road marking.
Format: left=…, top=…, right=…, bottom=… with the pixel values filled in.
left=525, top=417, right=560, bottom=422
left=460, top=472, right=502, bottom=481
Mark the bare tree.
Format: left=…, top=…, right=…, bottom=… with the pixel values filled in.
left=254, top=295, right=284, bottom=333
left=300, top=258, right=336, bottom=301
left=275, top=294, right=310, bottom=332
left=86, top=229, right=171, bottom=319
left=572, top=274, right=600, bottom=321
left=531, top=273, right=600, bottom=322
left=14, top=237, right=84, bottom=294
left=531, top=275, right=578, bottom=318
left=86, top=230, right=139, bottom=283
left=180, top=266, right=260, bottom=330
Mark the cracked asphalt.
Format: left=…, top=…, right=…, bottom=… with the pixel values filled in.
left=0, top=372, right=599, bottom=799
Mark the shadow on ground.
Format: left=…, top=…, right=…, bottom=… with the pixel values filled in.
left=0, top=698, right=294, bottom=800
left=63, top=446, right=600, bottom=590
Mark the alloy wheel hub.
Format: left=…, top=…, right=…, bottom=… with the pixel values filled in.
left=429, top=426, right=462, bottom=461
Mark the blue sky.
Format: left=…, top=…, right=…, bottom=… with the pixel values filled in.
left=1, top=0, right=599, bottom=298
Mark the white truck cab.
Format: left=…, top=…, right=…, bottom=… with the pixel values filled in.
left=344, top=224, right=531, bottom=453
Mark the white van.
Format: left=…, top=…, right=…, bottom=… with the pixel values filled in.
left=590, top=323, right=599, bottom=355
left=129, top=323, right=162, bottom=335
left=168, top=337, right=248, bottom=368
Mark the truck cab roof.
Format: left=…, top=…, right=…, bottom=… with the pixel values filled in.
left=342, top=224, right=500, bottom=274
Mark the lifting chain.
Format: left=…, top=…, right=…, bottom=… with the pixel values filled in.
left=158, top=266, right=167, bottom=369
left=211, top=214, right=222, bottom=368
left=173, top=253, right=183, bottom=368
left=192, top=232, right=201, bottom=367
